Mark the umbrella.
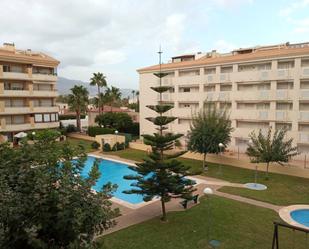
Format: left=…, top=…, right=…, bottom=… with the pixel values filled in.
left=14, top=132, right=28, bottom=138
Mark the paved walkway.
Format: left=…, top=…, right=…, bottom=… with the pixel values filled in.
left=103, top=180, right=282, bottom=236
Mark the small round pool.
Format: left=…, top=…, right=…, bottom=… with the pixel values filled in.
left=290, top=209, right=309, bottom=228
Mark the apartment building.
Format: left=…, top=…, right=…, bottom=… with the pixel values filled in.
left=138, top=42, right=309, bottom=154
left=0, top=43, right=60, bottom=142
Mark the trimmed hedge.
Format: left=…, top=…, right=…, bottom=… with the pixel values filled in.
left=103, top=143, right=111, bottom=152
left=91, top=141, right=100, bottom=149
left=59, top=114, right=86, bottom=120
left=88, top=126, right=115, bottom=137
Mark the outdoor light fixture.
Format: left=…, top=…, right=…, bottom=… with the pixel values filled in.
left=203, top=187, right=213, bottom=195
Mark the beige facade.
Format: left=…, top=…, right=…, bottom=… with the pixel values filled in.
left=138, top=42, right=309, bottom=154
left=0, top=43, right=60, bottom=141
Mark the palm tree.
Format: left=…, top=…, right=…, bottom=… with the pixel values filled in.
left=110, top=86, right=121, bottom=112
left=136, top=90, right=139, bottom=103
left=68, top=85, right=89, bottom=132
left=90, top=72, right=107, bottom=114
left=131, top=90, right=135, bottom=102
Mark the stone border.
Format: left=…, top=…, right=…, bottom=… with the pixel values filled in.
left=279, top=205, right=309, bottom=230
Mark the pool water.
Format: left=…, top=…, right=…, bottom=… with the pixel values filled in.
left=81, top=156, right=144, bottom=204
left=290, top=209, right=309, bottom=228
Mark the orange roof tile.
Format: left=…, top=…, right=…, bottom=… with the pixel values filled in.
left=138, top=46, right=309, bottom=73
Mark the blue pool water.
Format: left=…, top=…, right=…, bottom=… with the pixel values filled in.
left=291, top=209, right=309, bottom=228
left=80, top=156, right=144, bottom=204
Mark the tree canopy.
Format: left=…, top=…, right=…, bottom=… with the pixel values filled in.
left=246, top=127, right=298, bottom=178
left=95, top=112, right=133, bottom=132
left=188, top=103, right=233, bottom=170
left=68, top=85, right=89, bottom=132
left=0, top=130, right=118, bottom=249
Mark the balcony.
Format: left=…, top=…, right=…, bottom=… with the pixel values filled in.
left=299, top=132, right=309, bottom=143
left=31, top=90, right=58, bottom=97
left=232, top=110, right=269, bottom=121
left=218, top=92, right=230, bottom=101
left=32, top=106, right=59, bottom=113
left=299, top=112, right=309, bottom=121
left=276, top=111, right=292, bottom=121
left=0, top=123, right=32, bottom=132
left=219, top=73, right=231, bottom=83
left=32, top=73, right=57, bottom=82
left=34, top=122, right=59, bottom=129
left=276, top=69, right=295, bottom=80
left=177, top=91, right=201, bottom=101
left=233, top=90, right=270, bottom=101
left=1, top=72, right=29, bottom=80
left=2, top=107, right=30, bottom=114
left=235, top=70, right=271, bottom=82
left=300, top=90, right=309, bottom=100
left=276, top=90, right=293, bottom=100
left=1, top=90, right=30, bottom=97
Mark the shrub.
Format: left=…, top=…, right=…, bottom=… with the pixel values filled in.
left=95, top=112, right=133, bottom=132
left=66, top=124, right=77, bottom=133
left=88, top=126, right=115, bottom=137
left=59, top=114, right=86, bottom=120
left=103, top=143, right=111, bottom=152
left=91, top=141, right=100, bottom=150
left=112, top=142, right=125, bottom=151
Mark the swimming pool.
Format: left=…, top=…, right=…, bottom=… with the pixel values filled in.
left=291, top=209, right=309, bottom=228
left=80, top=156, right=144, bottom=204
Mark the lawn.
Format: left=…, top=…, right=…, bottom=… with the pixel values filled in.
left=66, top=137, right=95, bottom=153
left=99, top=196, right=308, bottom=249
left=103, top=148, right=309, bottom=205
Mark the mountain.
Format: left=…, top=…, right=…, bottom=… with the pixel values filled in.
left=57, top=76, right=136, bottom=98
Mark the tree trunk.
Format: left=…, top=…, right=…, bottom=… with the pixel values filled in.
left=203, top=153, right=208, bottom=171
left=160, top=199, right=167, bottom=222
left=76, top=110, right=81, bottom=132
left=266, top=162, right=269, bottom=179
left=98, top=85, right=101, bottom=115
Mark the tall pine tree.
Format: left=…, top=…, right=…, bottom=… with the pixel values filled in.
left=124, top=50, right=195, bottom=221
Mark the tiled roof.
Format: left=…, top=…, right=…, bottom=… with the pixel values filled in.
left=138, top=46, right=309, bottom=73
left=88, top=106, right=131, bottom=113
left=0, top=48, right=59, bottom=67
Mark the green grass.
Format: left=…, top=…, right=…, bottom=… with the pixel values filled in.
left=103, top=148, right=309, bottom=205
left=99, top=196, right=308, bottom=249
left=66, top=138, right=95, bottom=153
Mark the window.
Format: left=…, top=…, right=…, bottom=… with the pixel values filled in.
left=51, top=113, right=56, bottom=122
left=276, top=102, right=293, bottom=110
left=277, top=81, right=293, bottom=89
left=276, top=123, right=292, bottom=131
left=221, top=66, right=233, bottom=73
left=13, top=115, right=25, bottom=124
left=35, top=114, right=43, bottom=122
left=44, top=114, right=50, bottom=122
left=3, top=65, right=10, bottom=72
left=278, top=61, right=294, bottom=69
left=300, top=80, right=309, bottom=89
left=183, top=88, right=190, bottom=92
left=220, top=84, right=232, bottom=91
left=205, top=68, right=216, bottom=75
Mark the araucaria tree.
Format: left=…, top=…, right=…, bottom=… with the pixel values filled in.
left=68, top=85, right=89, bottom=132
left=188, top=103, right=233, bottom=170
left=124, top=53, right=195, bottom=222
left=246, top=127, right=298, bottom=178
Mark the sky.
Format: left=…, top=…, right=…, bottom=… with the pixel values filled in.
left=0, top=0, right=308, bottom=89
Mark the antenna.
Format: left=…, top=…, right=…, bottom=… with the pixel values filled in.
left=158, top=45, right=163, bottom=87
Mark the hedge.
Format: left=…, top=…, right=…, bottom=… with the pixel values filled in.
left=88, top=126, right=115, bottom=137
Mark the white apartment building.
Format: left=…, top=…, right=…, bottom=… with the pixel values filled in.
left=138, top=42, right=309, bottom=154
left=0, top=43, right=60, bottom=142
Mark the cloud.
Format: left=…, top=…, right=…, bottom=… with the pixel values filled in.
left=0, top=0, right=263, bottom=88
left=279, top=0, right=309, bottom=17
left=213, top=40, right=237, bottom=53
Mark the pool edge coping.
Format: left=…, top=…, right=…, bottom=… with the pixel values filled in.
left=87, top=153, right=205, bottom=210
left=279, top=205, right=309, bottom=230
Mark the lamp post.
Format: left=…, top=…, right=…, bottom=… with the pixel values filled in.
left=32, top=131, right=36, bottom=141
left=203, top=187, right=220, bottom=248
left=115, top=130, right=118, bottom=151
left=218, top=143, right=224, bottom=174
left=248, top=139, right=258, bottom=186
